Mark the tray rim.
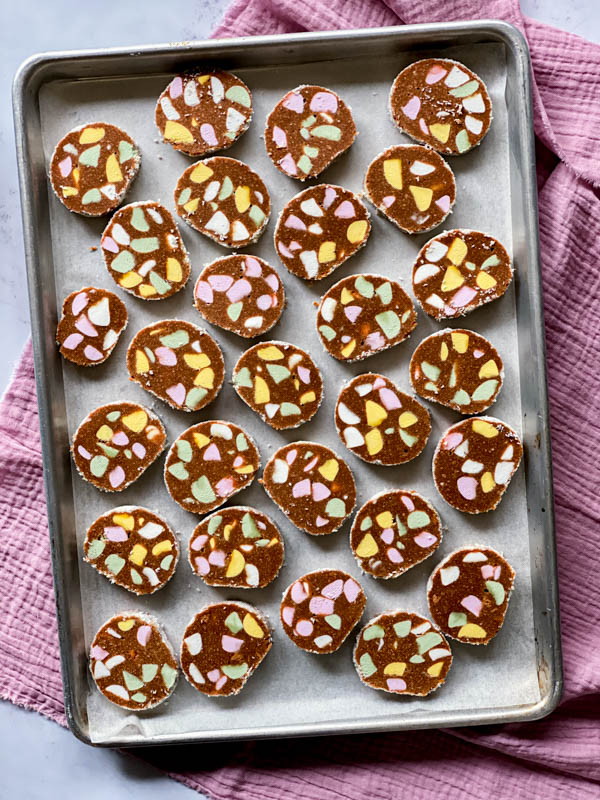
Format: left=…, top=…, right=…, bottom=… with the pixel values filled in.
left=13, top=19, right=563, bottom=747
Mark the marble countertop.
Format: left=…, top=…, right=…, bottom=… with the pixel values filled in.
left=1, top=1, right=598, bottom=797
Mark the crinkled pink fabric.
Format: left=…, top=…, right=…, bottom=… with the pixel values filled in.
left=1, top=1, right=599, bottom=798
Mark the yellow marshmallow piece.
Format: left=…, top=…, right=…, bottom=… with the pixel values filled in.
left=472, top=419, right=499, bottom=438
left=318, top=459, right=339, bottom=482
left=129, top=544, right=147, bottom=566
left=122, top=409, right=148, bottom=433
left=234, top=185, right=251, bottom=213
left=451, top=332, right=469, bottom=353
left=135, top=350, right=150, bottom=373
left=106, top=154, right=123, bottom=183
left=113, top=513, right=134, bottom=531
left=447, top=237, right=468, bottom=266
left=166, top=258, right=182, bottom=282
left=479, top=360, right=499, bottom=379
left=243, top=613, right=264, bottom=638
left=384, top=662, right=407, bottom=676
left=347, top=220, right=368, bottom=244
left=189, top=162, right=214, bottom=183
left=164, top=120, right=194, bottom=144
left=441, top=265, right=464, bottom=293
left=225, top=549, right=245, bottom=577
left=318, top=241, right=336, bottom=263
left=409, top=185, right=433, bottom=211
left=79, top=127, right=105, bottom=144
left=254, top=375, right=270, bottom=404
left=365, top=428, right=383, bottom=455
left=383, top=158, right=403, bottom=189
left=356, top=533, right=378, bottom=558
left=398, top=411, right=418, bottom=428
left=365, top=400, right=387, bottom=427
left=429, top=123, right=450, bottom=143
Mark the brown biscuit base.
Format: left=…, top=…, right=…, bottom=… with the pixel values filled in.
left=354, top=611, right=452, bottom=695
left=193, top=254, right=285, bottom=338
left=389, top=59, right=492, bottom=155
left=155, top=70, right=252, bottom=157
left=49, top=122, right=140, bottom=216
left=101, top=201, right=191, bottom=300
left=189, top=506, right=284, bottom=589
left=432, top=417, right=523, bottom=513
left=351, top=490, right=442, bottom=579
left=410, top=329, right=504, bottom=414
left=316, top=273, right=417, bottom=362
left=364, top=144, right=455, bottom=234
left=181, top=602, right=272, bottom=696
left=427, top=546, right=515, bottom=645
left=126, top=319, right=224, bottom=413
left=280, top=570, right=365, bottom=654
left=232, top=341, right=323, bottom=430
left=72, top=402, right=166, bottom=492
left=265, top=85, right=356, bottom=180
left=57, top=286, right=127, bottom=366
left=274, top=184, right=370, bottom=280
left=174, top=157, right=270, bottom=248
left=336, top=373, right=431, bottom=466
left=90, top=612, right=178, bottom=710
left=261, top=441, right=356, bottom=535
left=412, top=229, right=512, bottom=319
left=84, top=506, right=178, bottom=595
left=164, top=420, right=260, bottom=515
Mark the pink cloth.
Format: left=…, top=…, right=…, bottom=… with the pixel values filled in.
left=1, top=0, right=600, bottom=798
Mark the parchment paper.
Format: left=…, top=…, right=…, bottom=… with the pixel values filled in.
left=39, top=41, right=541, bottom=744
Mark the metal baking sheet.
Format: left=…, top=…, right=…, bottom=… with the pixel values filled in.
left=13, top=21, right=562, bottom=746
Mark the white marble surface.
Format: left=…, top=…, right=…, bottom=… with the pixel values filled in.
left=1, top=1, right=599, bottom=798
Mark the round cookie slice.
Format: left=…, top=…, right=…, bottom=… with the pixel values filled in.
left=156, top=70, right=252, bottom=157
left=274, top=184, right=370, bottom=281
left=232, top=341, right=323, bottom=430
left=194, top=254, right=285, bottom=338
left=350, top=490, right=442, bottom=579
left=433, top=417, right=523, bottom=513
left=72, top=402, right=166, bottom=492
left=389, top=59, right=492, bottom=155
left=164, top=421, right=260, bottom=515
left=57, top=286, right=127, bottom=366
left=280, top=570, right=365, bottom=654
left=175, top=157, right=270, bottom=248
left=265, top=85, right=357, bottom=180
left=50, top=123, right=140, bottom=216
left=84, top=506, right=179, bottom=595
left=90, top=612, right=178, bottom=710
left=101, top=201, right=191, bottom=300
left=354, top=611, right=452, bottom=695
left=335, top=373, right=431, bottom=466
left=410, top=329, right=504, bottom=414
left=316, top=274, right=417, bottom=362
left=261, top=441, right=356, bottom=535
left=189, top=506, right=284, bottom=589
left=412, top=229, right=512, bottom=319
left=427, top=546, right=515, bottom=645
left=181, top=602, right=272, bottom=696
left=126, top=319, right=224, bottom=413
left=364, top=144, right=455, bottom=234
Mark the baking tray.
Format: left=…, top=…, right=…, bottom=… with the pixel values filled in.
left=13, top=21, right=562, bottom=746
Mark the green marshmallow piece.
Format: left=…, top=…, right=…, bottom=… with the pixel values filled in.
left=311, top=125, right=342, bottom=140
left=225, top=611, right=243, bottom=634
left=304, top=145, right=319, bottom=158
left=485, top=580, right=506, bottom=605
left=449, top=79, right=479, bottom=98
left=186, top=387, right=208, bottom=409
left=131, top=206, right=149, bottom=232
left=407, top=510, right=430, bottom=529
left=110, top=250, right=135, bottom=273
left=363, top=624, right=384, bottom=641
left=119, top=140, right=136, bottom=163
left=355, top=276, right=374, bottom=298
left=176, top=439, right=193, bottom=463
left=131, top=692, right=147, bottom=703
left=191, top=476, right=216, bottom=505
left=417, top=632, right=443, bottom=655
left=399, top=429, right=418, bottom=447
left=160, top=555, right=173, bottom=571
left=452, top=389, right=471, bottom=406
left=82, top=189, right=102, bottom=205
left=86, top=539, right=105, bottom=559
left=242, top=512, right=261, bottom=538
left=395, top=515, right=407, bottom=536
left=123, top=670, right=144, bottom=691
left=297, top=155, right=312, bottom=173
left=234, top=367, right=253, bottom=388
left=359, top=652, right=377, bottom=678
left=79, top=145, right=101, bottom=167
left=448, top=611, right=467, bottom=628
left=222, top=662, right=249, bottom=679
left=375, top=281, right=392, bottom=305
left=168, top=461, right=189, bottom=480
left=267, top=364, right=291, bottom=383
left=131, top=237, right=159, bottom=253
left=410, top=654, right=425, bottom=663
left=178, top=187, right=191, bottom=205
left=106, top=411, right=121, bottom=422
left=393, top=620, right=411, bottom=638
left=130, top=568, right=142, bottom=585
left=105, top=554, right=125, bottom=575
left=90, top=455, right=109, bottom=477
left=481, top=254, right=500, bottom=269
left=456, top=129, right=471, bottom=153
left=421, top=361, right=441, bottom=381
left=249, top=205, right=266, bottom=226
left=142, top=664, right=158, bottom=682
left=325, top=614, right=342, bottom=630
left=472, top=380, right=499, bottom=402
left=218, top=176, right=233, bottom=200
left=225, top=85, right=251, bottom=107
left=160, top=330, right=189, bottom=348
left=319, top=325, right=336, bottom=341
left=360, top=515, right=372, bottom=531
left=375, top=310, right=401, bottom=340
left=236, top=433, right=249, bottom=451
left=325, top=498, right=346, bottom=518
left=98, top=443, right=119, bottom=458
left=301, top=115, right=316, bottom=128
left=161, top=663, right=177, bottom=689
left=149, top=270, right=171, bottom=295
left=256, top=538, right=270, bottom=547
left=227, top=302, right=243, bottom=321
left=208, top=515, right=222, bottom=535
left=280, top=402, right=301, bottom=416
